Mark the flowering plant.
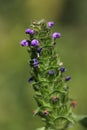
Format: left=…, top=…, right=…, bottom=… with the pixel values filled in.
left=20, top=20, right=87, bottom=130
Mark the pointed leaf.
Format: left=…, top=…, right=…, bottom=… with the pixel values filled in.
left=79, top=116, right=87, bottom=128
left=73, top=114, right=87, bottom=128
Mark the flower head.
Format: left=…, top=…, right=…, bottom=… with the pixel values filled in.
left=37, top=48, right=42, bottom=53
left=65, top=76, right=71, bottom=81
left=60, top=67, right=66, bottom=73
left=48, top=21, right=54, bottom=28
left=31, top=39, right=39, bottom=46
left=28, top=77, right=34, bottom=82
left=33, top=58, right=39, bottom=67
left=49, top=70, right=54, bottom=75
left=20, top=39, right=28, bottom=46
left=25, top=28, right=34, bottom=35
left=52, top=32, right=61, bottom=39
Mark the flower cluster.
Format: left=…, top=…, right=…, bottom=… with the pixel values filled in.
left=20, top=25, right=60, bottom=47
left=20, top=20, right=77, bottom=130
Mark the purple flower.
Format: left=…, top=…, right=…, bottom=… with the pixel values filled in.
left=49, top=70, right=54, bottom=75
left=37, top=48, right=42, bottom=53
left=33, top=58, right=39, bottom=67
left=28, top=77, right=34, bottom=82
left=52, top=32, right=61, bottom=39
left=60, top=67, right=66, bottom=73
left=48, top=21, right=54, bottom=28
left=20, top=39, right=28, bottom=46
left=65, top=76, right=71, bottom=81
left=25, top=28, right=34, bottom=35
left=31, top=39, right=39, bottom=46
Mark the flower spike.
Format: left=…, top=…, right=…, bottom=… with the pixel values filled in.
left=20, top=20, right=82, bottom=130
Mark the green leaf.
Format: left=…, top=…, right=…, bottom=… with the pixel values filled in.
left=73, top=114, right=87, bottom=128
left=35, top=127, right=45, bottom=130
left=54, top=116, right=74, bottom=124
left=79, top=117, right=87, bottom=128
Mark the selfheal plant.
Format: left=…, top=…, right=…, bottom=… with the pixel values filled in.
left=20, top=20, right=87, bottom=130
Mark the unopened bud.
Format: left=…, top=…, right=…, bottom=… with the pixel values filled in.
left=71, top=100, right=77, bottom=108
left=43, top=110, right=49, bottom=116
left=52, top=96, right=58, bottom=102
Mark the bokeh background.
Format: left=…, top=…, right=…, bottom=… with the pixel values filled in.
left=0, top=0, right=87, bottom=130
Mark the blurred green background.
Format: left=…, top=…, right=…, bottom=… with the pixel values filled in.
left=0, top=0, right=87, bottom=130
